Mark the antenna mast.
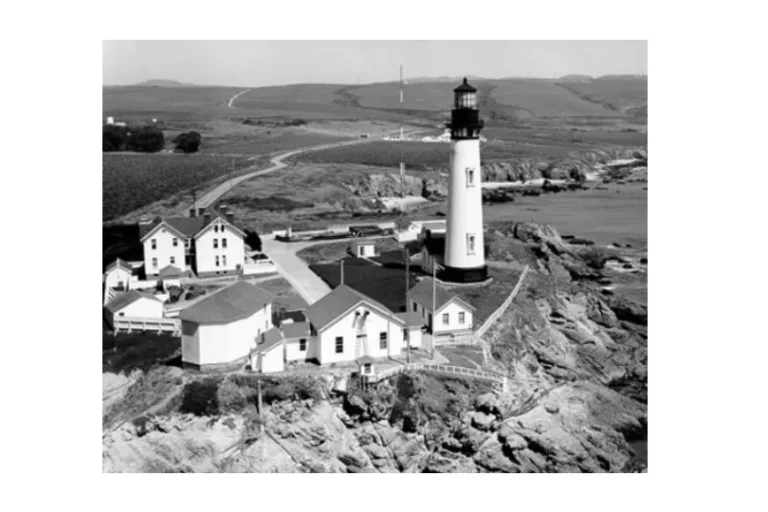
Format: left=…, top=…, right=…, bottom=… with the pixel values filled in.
left=399, top=64, right=405, bottom=214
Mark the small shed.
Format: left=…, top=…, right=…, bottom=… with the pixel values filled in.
left=356, top=355, right=376, bottom=376
left=350, top=239, right=377, bottom=258
left=252, top=327, right=285, bottom=373
left=104, top=258, right=134, bottom=291
left=395, top=311, right=424, bottom=349
left=104, top=290, right=164, bottom=328
left=158, top=264, right=193, bottom=291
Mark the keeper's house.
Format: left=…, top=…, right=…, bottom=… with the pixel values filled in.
left=178, top=281, right=274, bottom=371
left=139, top=205, right=246, bottom=278
left=408, top=278, right=475, bottom=335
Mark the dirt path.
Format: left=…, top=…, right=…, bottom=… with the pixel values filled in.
left=228, top=89, right=251, bottom=108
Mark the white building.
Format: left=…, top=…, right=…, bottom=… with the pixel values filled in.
left=139, top=206, right=246, bottom=279
left=104, top=258, right=134, bottom=292
left=303, top=285, right=411, bottom=365
left=443, top=78, right=488, bottom=283
left=407, top=278, right=475, bottom=336
left=251, top=328, right=285, bottom=373
left=350, top=239, right=377, bottom=258
left=178, top=281, right=274, bottom=371
left=104, top=290, right=165, bottom=329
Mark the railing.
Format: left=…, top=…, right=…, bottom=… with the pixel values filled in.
left=362, top=362, right=508, bottom=393
left=113, top=316, right=180, bottom=336
left=431, top=330, right=476, bottom=346
left=474, top=265, right=530, bottom=341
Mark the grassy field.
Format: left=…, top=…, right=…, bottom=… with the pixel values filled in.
left=103, top=86, right=242, bottom=122
left=102, top=153, right=253, bottom=221
left=489, top=79, right=622, bottom=118
left=557, top=77, right=648, bottom=113
left=102, top=329, right=180, bottom=374
left=346, top=81, right=455, bottom=111
left=292, top=141, right=450, bottom=169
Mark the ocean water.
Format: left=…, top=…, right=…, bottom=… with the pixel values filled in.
left=481, top=183, right=648, bottom=249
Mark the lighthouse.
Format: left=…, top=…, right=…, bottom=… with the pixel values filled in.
left=442, top=78, right=488, bottom=283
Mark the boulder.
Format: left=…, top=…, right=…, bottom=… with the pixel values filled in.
left=607, top=296, right=647, bottom=326
left=474, top=393, right=502, bottom=418
left=471, top=412, right=496, bottom=432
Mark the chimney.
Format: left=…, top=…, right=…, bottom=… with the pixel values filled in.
left=219, top=204, right=228, bottom=216
left=198, top=207, right=206, bottom=217
left=203, top=212, right=212, bottom=225
left=226, top=212, right=235, bottom=224
left=189, top=207, right=197, bottom=218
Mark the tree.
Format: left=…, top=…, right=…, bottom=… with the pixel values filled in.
left=173, top=131, right=202, bottom=153
left=103, top=125, right=129, bottom=151
left=244, top=229, right=262, bottom=252
left=127, top=125, right=165, bottom=153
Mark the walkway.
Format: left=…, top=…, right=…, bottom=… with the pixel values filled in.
left=261, top=238, right=332, bottom=305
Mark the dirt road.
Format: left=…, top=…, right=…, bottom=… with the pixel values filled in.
left=227, top=89, right=251, bottom=108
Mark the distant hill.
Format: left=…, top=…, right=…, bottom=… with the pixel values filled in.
left=135, top=79, right=196, bottom=87
left=558, top=74, right=594, bottom=83
left=406, top=75, right=486, bottom=84
left=596, top=74, right=647, bottom=81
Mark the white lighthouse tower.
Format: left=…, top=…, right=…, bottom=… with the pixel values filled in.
left=442, top=78, right=488, bottom=283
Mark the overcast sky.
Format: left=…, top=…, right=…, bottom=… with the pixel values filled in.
left=103, top=40, right=647, bottom=87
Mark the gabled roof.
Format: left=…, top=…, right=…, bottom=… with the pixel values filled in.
left=395, top=311, right=423, bottom=328
left=105, top=290, right=162, bottom=314
left=158, top=265, right=186, bottom=278
left=254, top=327, right=284, bottom=353
left=408, top=278, right=476, bottom=313
left=454, top=77, right=477, bottom=93
left=281, top=321, right=311, bottom=339
left=139, top=212, right=245, bottom=242
left=178, top=281, right=274, bottom=325
left=105, top=258, right=133, bottom=274
left=422, top=234, right=446, bottom=255
left=421, top=220, right=447, bottom=232
left=304, top=285, right=403, bottom=332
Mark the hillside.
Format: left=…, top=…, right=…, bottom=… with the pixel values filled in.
left=135, top=79, right=196, bottom=87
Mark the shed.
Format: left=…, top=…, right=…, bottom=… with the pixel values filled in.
left=104, top=290, right=164, bottom=328
left=252, top=327, right=285, bottom=373
left=395, top=311, right=424, bottom=349
left=356, top=355, right=376, bottom=376
left=350, top=239, right=377, bottom=258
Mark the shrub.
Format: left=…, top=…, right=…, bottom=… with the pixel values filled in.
left=173, top=131, right=202, bottom=153
left=180, top=378, right=222, bottom=416
left=127, top=125, right=165, bottom=153
left=244, top=229, right=262, bottom=252
left=217, top=378, right=249, bottom=414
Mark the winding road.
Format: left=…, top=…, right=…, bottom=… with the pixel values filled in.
left=227, top=89, right=251, bottom=108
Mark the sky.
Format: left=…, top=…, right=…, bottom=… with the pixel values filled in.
left=103, top=40, right=647, bottom=87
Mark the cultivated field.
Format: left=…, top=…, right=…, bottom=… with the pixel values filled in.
left=103, top=86, right=242, bottom=122
left=103, top=153, right=253, bottom=221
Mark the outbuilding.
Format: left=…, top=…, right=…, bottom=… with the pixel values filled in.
left=104, top=258, right=135, bottom=292
left=251, top=327, right=285, bottom=373
left=104, top=290, right=164, bottom=329
left=408, top=278, right=476, bottom=335
left=350, top=239, right=377, bottom=258
left=178, top=281, right=274, bottom=371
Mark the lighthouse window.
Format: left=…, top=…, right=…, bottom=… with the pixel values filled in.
left=466, top=167, right=476, bottom=187
left=467, top=234, right=476, bottom=255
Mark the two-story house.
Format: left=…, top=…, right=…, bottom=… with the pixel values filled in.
left=139, top=206, right=246, bottom=278
left=408, top=278, right=475, bottom=336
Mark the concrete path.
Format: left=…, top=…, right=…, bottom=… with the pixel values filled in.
left=261, top=238, right=332, bottom=305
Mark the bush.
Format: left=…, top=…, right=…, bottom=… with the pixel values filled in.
left=180, top=378, right=222, bottom=416
left=127, top=125, right=165, bottom=153
left=103, top=125, right=129, bottom=151
left=173, top=131, right=202, bottom=153
left=244, top=229, right=262, bottom=252
left=217, top=378, right=250, bottom=413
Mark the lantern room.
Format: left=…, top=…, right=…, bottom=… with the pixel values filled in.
left=454, top=77, right=478, bottom=109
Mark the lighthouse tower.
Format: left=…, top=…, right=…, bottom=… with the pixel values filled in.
left=442, top=78, right=488, bottom=283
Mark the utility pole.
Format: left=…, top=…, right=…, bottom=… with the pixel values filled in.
left=340, top=259, right=345, bottom=285
left=256, top=373, right=264, bottom=435
left=405, top=246, right=410, bottom=364
left=431, top=263, right=436, bottom=360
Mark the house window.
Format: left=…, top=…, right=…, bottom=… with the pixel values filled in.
left=442, top=313, right=449, bottom=326
left=185, top=238, right=191, bottom=248
left=466, top=167, right=476, bottom=187
left=222, top=255, right=227, bottom=267
left=403, top=328, right=408, bottom=341
left=413, top=302, right=418, bottom=312
left=299, top=338, right=307, bottom=352
left=379, top=332, right=388, bottom=349
left=222, top=238, right=227, bottom=248
left=172, top=238, right=178, bottom=247
left=213, top=238, right=218, bottom=249
left=335, top=337, right=344, bottom=354
left=118, top=312, right=125, bottom=317
left=215, top=256, right=220, bottom=267
left=214, top=225, right=219, bottom=233
left=151, top=239, right=156, bottom=250
left=170, top=256, right=175, bottom=265
left=151, top=258, right=157, bottom=269
left=467, top=234, right=476, bottom=255
left=459, top=312, right=466, bottom=324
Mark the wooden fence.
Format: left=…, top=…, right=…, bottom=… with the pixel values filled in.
left=473, top=265, right=530, bottom=341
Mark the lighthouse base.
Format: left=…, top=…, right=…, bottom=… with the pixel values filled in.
left=439, top=264, right=488, bottom=284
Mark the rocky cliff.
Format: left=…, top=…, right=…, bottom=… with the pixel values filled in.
left=103, top=221, right=648, bottom=473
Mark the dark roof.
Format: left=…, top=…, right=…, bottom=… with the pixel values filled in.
left=454, top=77, right=477, bottom=93
left=395, top=311, right=423, bottom=328
left=281, top=321, right=311, bottom=339
left=139, top=211, right=245, bottom=241
left=105, top=290, right=162, bottom=314
left=409, top=278, right=476, bottom=312
left=178, top=281, right=274, bottom=325
left=255, top=327, right=284, bottom=353
left=158, top=265, right=186, bottom=278
left=304, top=285, right=398, bottom=332
left=422, top=234, right=446, bottom=255
left=421, top=221, right=446, bottom=231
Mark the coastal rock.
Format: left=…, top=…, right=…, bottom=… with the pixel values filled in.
left=607, top=296, right=647, bottom=326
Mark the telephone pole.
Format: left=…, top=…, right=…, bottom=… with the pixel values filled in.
left=405, top=246, right=410, bottom=364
